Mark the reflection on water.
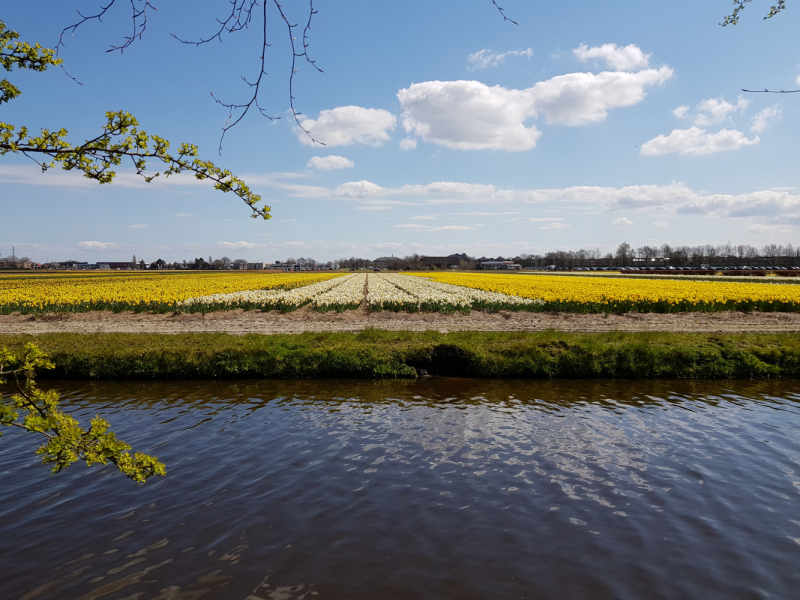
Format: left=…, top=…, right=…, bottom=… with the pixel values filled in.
left=1, top=379, right=799, bottom=600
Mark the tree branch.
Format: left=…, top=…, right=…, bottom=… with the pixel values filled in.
left=0, top=111, right=271, bottom=220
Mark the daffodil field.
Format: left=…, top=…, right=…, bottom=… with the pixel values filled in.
left=415, top=272, right=800, bottom=313
left=367, top=273, right=542, bottom=313
left=3, top=270, right=800, bottom=315
left=0, top=271, right=341, bottom=314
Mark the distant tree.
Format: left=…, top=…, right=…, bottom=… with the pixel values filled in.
left=615, top=242, right=632, bottom=266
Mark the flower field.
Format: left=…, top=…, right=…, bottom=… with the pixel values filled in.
left=367, top=273, right=542, bottom=313
left=4, top=270, right=800, bottom=316
left=0, top=271, right=342, bottom=314
left=181, top=273, right=366, bottom=313
left=415, top=272, right=800, bottom=313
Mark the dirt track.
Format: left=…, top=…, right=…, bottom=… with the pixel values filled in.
left=2, top=307, right=800, bottom=335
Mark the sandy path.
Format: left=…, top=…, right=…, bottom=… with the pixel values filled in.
left=2, top=307, right=800, bottom=335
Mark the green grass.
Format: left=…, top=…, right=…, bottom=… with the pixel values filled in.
left=1, top=330, right=799, bottom=380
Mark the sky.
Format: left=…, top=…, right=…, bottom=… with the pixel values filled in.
left=2, top=0, right=800, bottom=263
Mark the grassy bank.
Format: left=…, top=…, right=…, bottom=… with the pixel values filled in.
left=1, top=330, right=799, bottom=380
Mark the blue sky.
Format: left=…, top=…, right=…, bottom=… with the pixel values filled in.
left=2, top=0, right=800, bottom=262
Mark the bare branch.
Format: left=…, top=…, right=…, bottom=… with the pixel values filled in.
left=492, top=0, right=518, bottom=25
left=741, top=88, right=800, bottom=93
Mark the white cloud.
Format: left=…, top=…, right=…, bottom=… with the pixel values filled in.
left=695, top=95, right=749, bottom=126
left=397, top=67, right=671, bottom=150
left=747, top=223, right=794, bottom=235
left=611, top=217, right=633, bottom=227
left=218, top=241, right=268, bottom=250
left=573, top=43, right=650, bottom=71
left=172, top=213, right=193, bottom=218
left=640, top=127, right=759, bottom=156
left=276, top=174, right=800, bottom=223
left=672, top=105, right=689, bottom=119
left=295, top=106, right=396, bottom=147
left=410, top=215, right=436, bottom=220
left=750, top=105, right=782, bottom=132
left=539, top=222, right=571, bottom=229
left=78, top=241, right=122, bottom=251
left=468, top=48, right=532, bottom=70
left=509, top=217, right=564, bottom=223
left=653, top=221, right=669, bottom=228
left=797, top=74, right=800, bottom=86
left=530, top=67, right=673, bottom=125
left=130, top=224, right=147, bottom=229
left=393, top=224, right=476, bottom=231
left=399, top=137, right=418, bottom=150
left=307, top=155, right=355, bottom=170
left=398, top=81, right=542, bottom=151
left=333, top=180, right=386, bottom=198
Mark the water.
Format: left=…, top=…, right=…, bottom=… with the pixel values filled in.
left=1, top=378, right=799, bottom=600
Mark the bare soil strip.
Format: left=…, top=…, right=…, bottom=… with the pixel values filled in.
left=2, top=307, right=800, bottom=335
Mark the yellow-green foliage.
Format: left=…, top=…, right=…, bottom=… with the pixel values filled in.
left=0, top=343, right=165, bottom=482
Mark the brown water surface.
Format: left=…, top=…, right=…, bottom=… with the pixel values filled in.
left=1, top=378, right=799, bottom=599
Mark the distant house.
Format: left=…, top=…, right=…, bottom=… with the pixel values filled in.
left=374, top=256, right=400, bottom=270
left=420, top=254, right=466, bottom=269
left=480, top=261, right=521, bottom=270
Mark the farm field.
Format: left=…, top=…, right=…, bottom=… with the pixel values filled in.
left=3, top=270, right=800, bottom=316
left=0, top=271, right=342, bottom=314
left=417, top=272, right=800, bottom=313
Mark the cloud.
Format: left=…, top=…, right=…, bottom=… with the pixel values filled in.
left=296, top=106, right=396, bottom=147
left=640, top=127, right=759, bottom=156
left=172, top=213, right=193, bottom=218
left=130, top=224, right=147, bottom=229
left=307, top=155, right=355, bottom=170
left=573, top=43, right=650, bottom=71
left=747, top=223, right=794, bottom=235
left=410, top=215, right=436, bottom=220
left=334, top=180, right=386, bottom=198
left=276, top=173, right=800, bottom=223
left=398, top=80, right=542, bottom=151
left=611, top=217, right=633, bottom=227
left=399, top=137, right=417, bottom=150
left=468, top=48, right=532, bottom=70
left=695, top=95, right=749, bottom=126
left=539, top=222, right=571, bottom=229
left=653, top=221, right=669, bottom=227
left=78, top=241, right=122, bottom=251
left=397, top=67, right=671, bottom=150
left=508, top=217, right=564, bottom=223
left=672, top=105, right=689, bottom=119
left=750, top=105, right=782, bottom=132
left=393, top=224, right=476, bottom=231
left=218, top=241, right=265, bottom=250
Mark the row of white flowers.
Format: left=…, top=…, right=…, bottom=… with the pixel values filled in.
left=179, top=274, right=359, bottom=312
left=369, top=273, right=543, bottom=313
left=180, top=272, right=542, bottom=314
left=313, top=274, right=367, bottom=311
left=365, top=273, right=419, bottom=312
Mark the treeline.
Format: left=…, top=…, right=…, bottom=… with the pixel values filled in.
left=524, top=242, right=800, bottom=269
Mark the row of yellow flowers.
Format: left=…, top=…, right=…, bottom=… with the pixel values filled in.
left=0, top=272, right=343, bottom=314
left=413, top=272, right=800, bottom=313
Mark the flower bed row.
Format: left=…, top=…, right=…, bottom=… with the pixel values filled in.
left=417, top=272, right=800, bottom=313
left=179, top=274, right=365, bottom=313
left=367, top=273, right=543, bottom=313
left=0, top=272, right=342, bottom=314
